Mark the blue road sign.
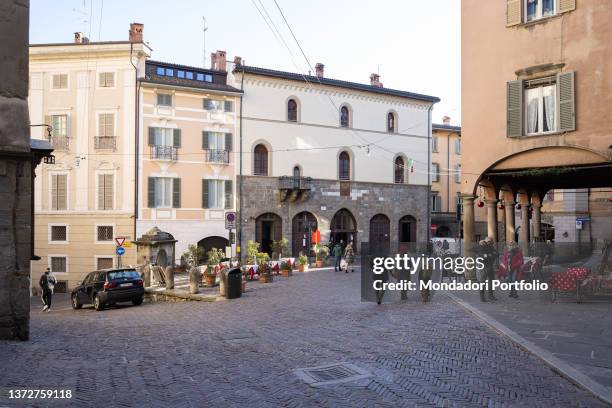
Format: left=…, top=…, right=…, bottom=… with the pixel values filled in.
left=116, top=247, right=126, bottom=256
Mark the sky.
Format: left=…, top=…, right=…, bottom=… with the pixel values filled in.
left=30, top=0, right=461, bottom=125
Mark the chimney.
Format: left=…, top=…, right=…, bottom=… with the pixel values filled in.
left=315, top=63, right=324, bottom=78
left=129, top=23, right=144, bottom=43
left=233, top=56, right=242, bottom=66
left=442, top=116, right=451, bottom=125
left=74, top=32, right=84, bottom=44
left=370, top=73, right=383, bottom=88
left=210, top=50, right=227, bottom=71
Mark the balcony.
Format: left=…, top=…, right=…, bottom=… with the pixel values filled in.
left=95, top=136, right=117, bottom=150
left=278, top=176, right=312, bottom=202
left=204, top=149, right=230, bottom=164
left=150, top=145, right=178, bottom=161
left=50, top=136, right=70, bottom=150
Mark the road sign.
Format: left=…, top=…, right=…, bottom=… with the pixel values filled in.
left=123, top=240, right=132, bottom=248
left=114, top=237, right=126, bottom=247
left=225, top=212, right=237, bottom=230
left=116, top=247, right=126, bottom=256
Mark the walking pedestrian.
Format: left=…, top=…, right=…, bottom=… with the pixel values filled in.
left=343, top=242, right=355, bottom=273
left=475, top=237, right=497, bottom=302
left=39, top=267, right=56, bottom=312
left=333, top=240, right=344, bottom=272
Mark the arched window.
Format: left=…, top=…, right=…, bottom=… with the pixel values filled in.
left=287, top=99, right=298, bottom=122
left=254, top=144, right=268, bottom=176
left=394, top=156, right=405, bottom=183
left=387, top=112, right=396, bottom=132
left=292, top=166, right=301, bottom=188
left=340, top=106, right=350, bottom=128
left=339, top=151, right=350, bottom=180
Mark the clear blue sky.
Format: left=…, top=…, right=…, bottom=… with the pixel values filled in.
left=30, top=0, right=461, bottom=125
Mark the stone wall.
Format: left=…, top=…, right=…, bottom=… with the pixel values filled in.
left=238, top=176, right=429, bottom=255
left=0, top=0, right=32, bottom=341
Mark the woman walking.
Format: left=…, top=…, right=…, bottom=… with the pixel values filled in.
left=343, top=242, right=355, bottom=273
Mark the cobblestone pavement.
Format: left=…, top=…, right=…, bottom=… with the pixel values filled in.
left=0, top=268, right=607, bottom=408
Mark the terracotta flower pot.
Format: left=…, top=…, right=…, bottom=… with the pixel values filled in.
left=315, top=260, right=324, bottom=268
left=298, top=264, right=306, bottom=272
left=281, top=269, right=292, bottom=277
left=260, top=274, right=273, bottom=283
left=204, top=273, right=216, bottom=287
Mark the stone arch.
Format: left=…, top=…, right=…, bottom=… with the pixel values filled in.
left=330, top=208, right=357, bottom=246
left=255, top=212, right=283, bottom=256
left=198, top=236, right=230, bottom=263
left=291, top=211, right=318, bottom=257
left=369, top=214, right=391, bottom=254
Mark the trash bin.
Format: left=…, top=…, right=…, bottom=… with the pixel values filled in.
left=220, top=268, right=242, bottom=299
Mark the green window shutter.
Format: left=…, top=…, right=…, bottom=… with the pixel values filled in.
left=558, top=0, right=576, bottom=14
left=147, top=177, right=155, bottom=208
left=506, top=0, right=521, bottom=26
left=507, top=80, right=523, bottom=137
left=202, top=179, right=209, bottom=208
left=173, top=128, right=181, bottom=148
left=172, top=178, right=181, bottom=208
left=225, top=133, right=233, bottom=152
left=558, top=71, right=575, bottom=132
left=202, top=131, right=210, bottom=149
left=148, top=127, right=156, bottom=146
left=224, top=100, right=233, bottom=112
left=224, top=180, right=233, bottom=209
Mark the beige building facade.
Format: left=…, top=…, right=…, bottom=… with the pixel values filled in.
left=461, top=0, right=612, bottom=246
left=29, top=25, right=150, bottom=289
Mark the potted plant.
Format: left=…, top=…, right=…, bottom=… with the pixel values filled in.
left=316, top=245, right=329, bottom=268
left=258, top=260, right=273, bottom=283
left=246, top=240, right=260, bottom=265
left=298, top=253, right=308, bottom=272
left=182, top=244, right=203, bottom=269
left=272, top=237, right=290, bottom=260
left=204, top=248, right=224, bottom=287
left=280, top=260, right=292, bottom=277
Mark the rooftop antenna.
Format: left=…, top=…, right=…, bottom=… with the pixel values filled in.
left=202, top=16, right=208, bottom=68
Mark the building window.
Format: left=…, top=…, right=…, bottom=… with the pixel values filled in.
left=432, top=193, right=441, bottom=212
left=203, top=98, right=227, bottom=111
left=165, top=68, right=174, bottom=76
left=50, top=257, right=67, bottom=273
left=153, top=178, right=173, bottom=208
left=52, top=74, right=68, bottom=89
left=50, top=174, right=67, bottom=210
left=431, top=136, right=438, bottom=152
left=254, top=144, right=269, bottom=176
left=287, top=99, right=298, bottom=122
left=98, top=174, right=113, bottom=210
left=202, top=179, right=232, bottom=209
left=525, top=0, right=555, bottom=22
left=339, top=151, right=351, bottom=181
left=394, top=156, right=405, bottom=184
left=156, top=66, right=165, bottom=75
left=196, top=73, right=213, bottom=82
left=97, top=257, right=114, bottom=270
left=431, top=163, right=440, bottom=182
left=50, top=225, right=67, bottom=242
left=454, top=139, right=461, bottom=154
left=98, top=72, right=115, bottom=87
left=177, top=70, right=185, bottom=78
left=454, top=164, right=461, bottom=183
left=186, top=71, right=194, bottom=80
left=98, top=113, right=115, bottom=137
left=97, top=225, right=114, bottom=241
left=340, top=106, right=350, bottom=128
left=157, top=93, right=172, bottom=107
left=387, top=112, right=396, bottom=133
left=525, top=77, right=556, bottom=135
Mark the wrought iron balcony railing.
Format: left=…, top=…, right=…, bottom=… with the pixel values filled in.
left=279, top=176, right=313, bottom=190
left=150, top=145, right=178, bottom=161
left=95, top=136, right=117, bottom=150
left=50, top=136, right=70, bottom=150
left=203, top=149, right=230, bottom=164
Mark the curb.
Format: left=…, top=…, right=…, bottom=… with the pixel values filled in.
left=145, top=288, right=218, bottom=302
left=446, top=292, right=612, bottom=407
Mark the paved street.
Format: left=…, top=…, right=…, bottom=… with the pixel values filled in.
left=0, top=268, right=607, bottom=408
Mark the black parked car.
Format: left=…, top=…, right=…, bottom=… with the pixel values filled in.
left=71, top=268, right=145, bottom=311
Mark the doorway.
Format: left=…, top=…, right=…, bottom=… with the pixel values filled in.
left=292, top=212, right=317, bottom=257
left=255, top=213, right=282, bottom=256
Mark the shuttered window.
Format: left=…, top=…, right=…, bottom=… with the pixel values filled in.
left=557, top=71, right=575, bottom=132
left=98, top=72, right=115, bottom=87
left=203, top=180, right=225, bottom=209
left=97, top=174, right=113, bottom=210
left=147, top=177, right=180, bottom=208
left=98, top=113, right=114, bottom=137
left=51, top=174, right=67, bottom=210
left=52, top=74, right=68, bottom=89
left=507, top=80, right=523, bottom=137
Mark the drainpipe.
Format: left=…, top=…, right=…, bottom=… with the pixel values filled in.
left=426, top=104, right=434, bottom=244
left=238, top=68, right=245, bottom=265
left=129, top=43, right=141, bottom=244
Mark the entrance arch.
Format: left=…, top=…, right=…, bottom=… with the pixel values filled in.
left=398, top=215, right=417, bottom=253
left=369, top=214, right=390, bottom=254
left=330, top=209, right=357, bottom=247
left=292, top=212, right=317, bottom=257
left=256, top=213, right=282, bottom=256
left=198, top=236, right=230, bottom=263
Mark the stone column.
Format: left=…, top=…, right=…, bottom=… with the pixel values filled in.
left=485, top=199, right=498, bottom=242
left=505, top=202, right=516, bottom=243
left=532, top=203, right=541, bottom=241
left=462, top=195, right=476, bottom=243
left=520, top=205, right=530, bottom=244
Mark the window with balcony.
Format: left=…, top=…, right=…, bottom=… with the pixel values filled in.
left=202, top=179, right=232, bottom=209
left=96, top=113, right=116, bottom=149
left=148, top=127, right=180, bottom=160
left=202, top=131, right=231, bottom=164
left=47, top=114, right=69, bottom=150
left=147, top=177, right=181, bottom=208
left=50, top=174, right=67, bottom=210
left=254, top=144, right=269, bottom=176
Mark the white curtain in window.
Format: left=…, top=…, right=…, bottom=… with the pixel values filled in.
left=154, top=178, right=172, bottom=207
left=526, top=88, right=539, bottom=133
left=208, top=132, right=225, bottom=150
left=208, top=180, right=224, bottom=209
left=542, top=85, right=555, bottom=132
left=155, top=128, right=173, bottom=146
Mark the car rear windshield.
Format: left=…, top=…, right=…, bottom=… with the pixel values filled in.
left=108, top=270, right=141, bottom=281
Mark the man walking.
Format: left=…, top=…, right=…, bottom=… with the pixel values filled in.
left=39, top=268, right=56, bottom=312
left=333, top=240, right=344, bottom=272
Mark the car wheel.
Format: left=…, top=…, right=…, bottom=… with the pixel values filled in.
left=71, top=294, right=82, bottom=310
left=132, top=297, right=143, bottom=306
left=93, top=294, right=104, bottom=311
